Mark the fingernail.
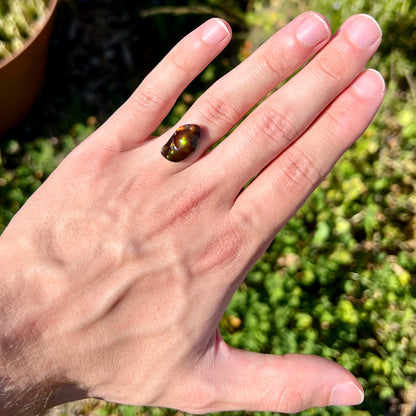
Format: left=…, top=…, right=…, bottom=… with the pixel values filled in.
left=330, top=382, right=364, bottom=406
left=347, top=14, right=382, bottom=48
left=296, top=13, right=331, bottom=46
left=202, top=18, right=230, bottom=45
left=353, top=69, right=386, bottom=97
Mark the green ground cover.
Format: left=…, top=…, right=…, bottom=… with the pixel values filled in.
left=1, top=0, right=415, bottom=415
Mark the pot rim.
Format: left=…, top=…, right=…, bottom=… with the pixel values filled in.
left=0, top=0, right=58, bottom=70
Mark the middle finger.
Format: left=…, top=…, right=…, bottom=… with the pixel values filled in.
left=155, top=12, right=331, bottom=164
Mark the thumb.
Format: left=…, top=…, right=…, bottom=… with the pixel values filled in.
left=203, top=337, right=364, bottom=413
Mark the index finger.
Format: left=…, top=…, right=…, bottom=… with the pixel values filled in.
left=105, top=18, right=232, bottom=151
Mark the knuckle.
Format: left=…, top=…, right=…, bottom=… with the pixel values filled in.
left=198, top=93, right=242, bottom=128
left=249, top=106, right=299, bottom=151
left=277, top=146, right=324, bottom=195
left=325, top=108, right=349, bottom=137
left=165, top=178, right=217, bottom=225
left=325, top=98, right=358, bottom=137
left=275, top=385, right=307, bottom=413
left=249, top=371, right=310, bottom=413
left=200, top=224, right=245, bottom=276
left=315, top=53, right=346, bottom=84
left=257, top=50, right=286, bottom=81
left=167, top=48, right=197, bottom=75
left=132, top=84, right=170, bottom=115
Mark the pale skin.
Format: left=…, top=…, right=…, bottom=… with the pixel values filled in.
left=0, top=12, right=385, bottom=415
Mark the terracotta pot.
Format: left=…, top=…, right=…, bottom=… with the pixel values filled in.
left=0, top=0, right=58, bottom=135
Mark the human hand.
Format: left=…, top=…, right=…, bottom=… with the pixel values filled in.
left=0, top=12, right=384, bottom=415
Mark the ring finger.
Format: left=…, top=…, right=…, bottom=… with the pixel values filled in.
left=205, top=14, right=382, bottom=193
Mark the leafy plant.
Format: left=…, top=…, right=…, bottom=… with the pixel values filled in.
left=0, top=120, right=94, bottom=232
left=0, top=0, right=49, bottom=60
left=1, top=1, right=415, bottom=415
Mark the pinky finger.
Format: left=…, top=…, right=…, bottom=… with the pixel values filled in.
left=105, top=18, right=231, bottom=151
left=233, top=69, right=386, bottom=248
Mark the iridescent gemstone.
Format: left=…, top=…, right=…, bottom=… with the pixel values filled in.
left=161, top=124, right=201, bottom=162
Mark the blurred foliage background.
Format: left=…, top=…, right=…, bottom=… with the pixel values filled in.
left=1, top=0, right=415, bottom=415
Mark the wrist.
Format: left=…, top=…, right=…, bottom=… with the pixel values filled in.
left=0, top=236, right=80, bottom=415
left=0, top=237, right=42, bottom=414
